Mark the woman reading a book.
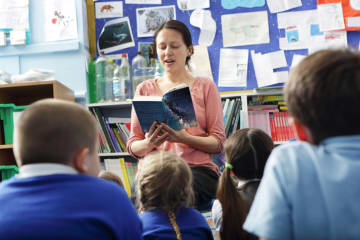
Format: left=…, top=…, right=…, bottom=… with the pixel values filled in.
left=127, top=20, right=226, bottom=210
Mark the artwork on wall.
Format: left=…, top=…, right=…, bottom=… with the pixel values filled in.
left=98, top=17, right=135, bottom=54
left=136, top=5, right=176, bottom=37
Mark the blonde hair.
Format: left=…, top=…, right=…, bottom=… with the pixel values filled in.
left=138, top=151, right=194, bottom=240
left=99, top=171, right=124, bottom=189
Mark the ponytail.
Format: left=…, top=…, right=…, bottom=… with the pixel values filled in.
left=168, top=211, right=182, bottom=240
left=217, top=168, right=248, bottom=240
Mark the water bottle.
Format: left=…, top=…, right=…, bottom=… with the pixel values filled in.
left=87, top=56, right=97, bottom=103
left=95, top=52, right=107, bottom=102
left=154, top=58, right=164, bottom=78
left=113, top=59, right=126, bottom=101
left=119, top=53, right=132, bottom=99
left=132, top=52, right=148, bottom=95
left=105, top=58, right=115, bottom=101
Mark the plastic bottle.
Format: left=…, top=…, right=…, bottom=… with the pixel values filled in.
left=131, top=52, right=147, bottom=95
left=113, top=59, right=126, bottom=101
left=105, top=58, right=115, bottom=101
left=95, top=52, right=107, bottom=102
left=119, top=53, right=132, bottom=99
left=87, top=56, right=98, bottom=103
left=154, top=58, right=164, bottom=78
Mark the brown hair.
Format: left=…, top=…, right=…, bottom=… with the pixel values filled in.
left=153, top=20, right=193, bottom=66
left=13, top=99, right=98, bottom=166
left=138, top=151, right=194, bottom=240
left=217, top=128, right=274, bottom=240
left=285, top=48, right=360, bottom=144
left=99, top=171, right=124, bottom=189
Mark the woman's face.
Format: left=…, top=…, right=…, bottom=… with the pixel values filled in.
left=155, top=28, right=191, bottom=73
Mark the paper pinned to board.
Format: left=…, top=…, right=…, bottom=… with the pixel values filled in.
left=189, top=45, right=213, bottom=80
left=251, top=51, right=288, bottom=87
left=218, top=48, right=249, bottom=87
left=177, top=0, right=209, bottom=10
left=266, top=0, right=302, bottom=13
left=291, top=54, right=307, bottom=68
left=95, top=1, right=123, bottom=19
left=221, top=0, right=265, bottom=9
left=190, top=9, right=216, bottom=46
left=308, top=31, right=347, bottom=54
left=318, top=3, right=345, bottom=31
left=264, top=50, right=288, bottom=69
left=221, top=11, right=270, bottom=47
left=0, top=0, right=29, bottom=29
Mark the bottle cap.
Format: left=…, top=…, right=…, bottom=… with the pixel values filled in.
left=115, top=59, right=121, bottom=65
left=122, top=53, right=127, bottom=57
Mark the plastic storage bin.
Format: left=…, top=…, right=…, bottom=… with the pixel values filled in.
left=0, top=104, right=27, bottom=144
left=0, top=165, right=19, bottom=181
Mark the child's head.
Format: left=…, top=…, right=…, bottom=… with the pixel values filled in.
left=285, top=48, right=360, bottom=144
left=13, top=99, right=100, bottom=176
left=224, top=128, right=274, bottom=180
left=99, top=171, right=124, bottom=188
left=217, top=128, right=273, bottom=240
left=138, top=151, right=194, bottom=213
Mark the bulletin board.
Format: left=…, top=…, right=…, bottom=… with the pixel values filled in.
left=94, top=0, right=360, bottom=92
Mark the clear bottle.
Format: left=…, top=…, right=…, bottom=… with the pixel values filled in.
left=95, top=52, right=107, bottom=102
left=105, top=58, right=115, bottom=101
left=119, top=53, right=132, bottom=99
left=113, top=59, right=126, bottom=101
left=87, top=56, right=98, bottom=103
left=154, top=58, right=164, bottom=79
left=132, top=52, right=148, bottom=95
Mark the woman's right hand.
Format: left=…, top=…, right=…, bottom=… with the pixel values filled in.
left=145, top=121, right=169, bottom=148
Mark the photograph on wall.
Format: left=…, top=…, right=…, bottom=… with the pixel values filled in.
left=98, top=17, right=135, bottom=54
left=95, top=1, right=123, bottom=19
left=136, top=5, right=176, bottom=37
left=138, top=42, right=154, bottom=63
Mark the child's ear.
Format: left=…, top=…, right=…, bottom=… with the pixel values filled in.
left=290, top=117, right=313, bottom=143
left=73, top=148, right=90, bottom=174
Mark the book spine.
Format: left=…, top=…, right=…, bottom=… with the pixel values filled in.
left=120, top=158, right=132, bottom=197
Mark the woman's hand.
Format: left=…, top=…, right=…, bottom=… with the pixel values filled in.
left=159, top=123, right=189, bottom=143
left=145, top=121, right=169, bottom=148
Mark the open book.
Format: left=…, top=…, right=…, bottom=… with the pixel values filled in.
left=132, top=83, right=198, bottom=132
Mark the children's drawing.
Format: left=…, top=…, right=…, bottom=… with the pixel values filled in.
left=136, top=5, right=176, bottom=37
left=95, top=1, right=123, bottom=19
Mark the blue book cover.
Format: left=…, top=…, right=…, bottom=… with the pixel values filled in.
left=132, top=84, right=198, bottom=132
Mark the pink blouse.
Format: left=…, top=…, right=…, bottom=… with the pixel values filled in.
left=127, top=77, right=226, bottom=174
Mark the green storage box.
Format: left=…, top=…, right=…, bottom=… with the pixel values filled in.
left=0, top=104, right=27, bottom=144
left=0, top=165, right=19, bottom=181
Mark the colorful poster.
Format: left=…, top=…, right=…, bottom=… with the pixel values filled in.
left=318, top=0, right=360, bottom=30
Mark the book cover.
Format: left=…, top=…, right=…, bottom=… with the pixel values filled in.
left=132, top=84, right=198, bottom=132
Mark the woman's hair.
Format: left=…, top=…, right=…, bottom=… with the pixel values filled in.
left=217, top=128, right=274, bottom=240
left=153, top=20, right=193, bottom=66
left=99, top=171, right=124, bottom=189
left=138, top=151, right=194, bottom=240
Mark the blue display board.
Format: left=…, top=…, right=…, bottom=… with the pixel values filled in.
left=94, top=0, right=360, bottom=92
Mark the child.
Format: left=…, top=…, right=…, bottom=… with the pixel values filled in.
left=138, top=150, right=214, bottom=240
left=212, top=128, right=274, bottom=240
left=0, top=99, right=143, bottom=239
left=244, top=49, right=360, bottom=239
left=99, top=170, right=125, bottom=189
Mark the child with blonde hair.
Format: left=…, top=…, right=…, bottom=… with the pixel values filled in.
left=99, top=170, right=124, bottom=189
left=138, top=151, right=214, bottom=240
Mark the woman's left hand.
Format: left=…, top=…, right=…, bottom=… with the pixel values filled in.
left=159, top=123, right=189, bottom=143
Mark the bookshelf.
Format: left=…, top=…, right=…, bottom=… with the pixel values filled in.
left=220, top=88, right=294, bottom=144
left=0, top=81, right=75, bottom=166
left=87, top=101, right=137, bottom=162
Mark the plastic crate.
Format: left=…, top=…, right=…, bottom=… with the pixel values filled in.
left=0, top=165, right=19, bottom=181
left=0, top=104, right=27, bottom=144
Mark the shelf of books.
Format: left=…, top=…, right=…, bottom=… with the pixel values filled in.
left=100, top=157, right=138, bottom=197
left=87, top=101, right=133, bottom=156
left=221, top=88, right=295, bottom=144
